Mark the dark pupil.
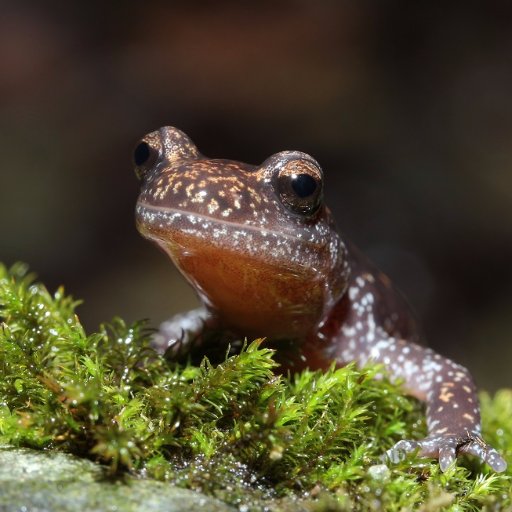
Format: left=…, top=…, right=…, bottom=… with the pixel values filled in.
left=291, top=173, right=317, bottom=198
left=134, top=142, right=151, bottom=166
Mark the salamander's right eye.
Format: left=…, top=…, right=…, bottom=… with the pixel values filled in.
left=133, top=139, right=160, bottom=180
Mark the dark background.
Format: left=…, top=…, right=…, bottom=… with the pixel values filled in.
left=1, top=2, right=511, bottom=389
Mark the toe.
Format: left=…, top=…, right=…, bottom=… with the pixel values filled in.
left=438, top=441, right=457, bottom=472
left=487, top=451, right=508, bottom=473
left=383, top=440, right=420, bottom=463
left=460, top=441, right=508, bottom=472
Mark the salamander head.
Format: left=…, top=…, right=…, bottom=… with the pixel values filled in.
left=134, top=126, right=349, bottom=339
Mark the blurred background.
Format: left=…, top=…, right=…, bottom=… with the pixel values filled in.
left=1, top=1, right=511, bottom=389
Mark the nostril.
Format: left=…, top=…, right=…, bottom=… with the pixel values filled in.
left=134, top=141, right=151, bottom=166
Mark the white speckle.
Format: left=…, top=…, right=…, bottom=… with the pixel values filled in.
left=349, top=286, right=359, bottom=300
left=342, top=326, right=356, bottom=337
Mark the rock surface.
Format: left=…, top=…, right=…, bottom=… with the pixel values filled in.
left=0, top=445, right=234, bottom=512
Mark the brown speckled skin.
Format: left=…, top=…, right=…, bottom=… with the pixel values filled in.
left=134, top=126, right=506, bottom=473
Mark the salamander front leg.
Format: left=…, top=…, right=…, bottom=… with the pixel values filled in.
left=340, top=334, right=507, bottom=472
left=152, top=307, right=215, bottom=359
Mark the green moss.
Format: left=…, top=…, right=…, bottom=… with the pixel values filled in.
left=0, top=263, right=510, bottom=511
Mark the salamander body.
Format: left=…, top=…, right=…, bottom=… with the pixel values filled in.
left=134, top=126, right=506, bottom=472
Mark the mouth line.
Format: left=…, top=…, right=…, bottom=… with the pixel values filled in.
left=136, top=201, right=320, bottom=245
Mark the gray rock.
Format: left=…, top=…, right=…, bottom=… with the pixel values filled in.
left=0, top=445, right=234, bottom=512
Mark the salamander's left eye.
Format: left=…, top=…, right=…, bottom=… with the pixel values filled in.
left=276, top=161, right=323, bottom=216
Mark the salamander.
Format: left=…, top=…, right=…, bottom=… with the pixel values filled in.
left=133, top=126, right=506, bottom=473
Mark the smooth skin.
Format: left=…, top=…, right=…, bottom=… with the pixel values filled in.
left=134, top=126, right=506, bottom=473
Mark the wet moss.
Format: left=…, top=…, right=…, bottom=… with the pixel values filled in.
left=0, top=263, right=510, bottom=511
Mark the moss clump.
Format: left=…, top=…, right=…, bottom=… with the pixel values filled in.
left=0, top=263, right=510, bottom=510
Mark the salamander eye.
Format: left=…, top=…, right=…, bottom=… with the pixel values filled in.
left=276, top=160, right=323, bottom=216
left=134, top=142, right=151, bottom=166
left=290, top=173, right=318, bottom=197
left=134, top=127, right=200, bottom=181
left=133, top=140, right=160, bottom=180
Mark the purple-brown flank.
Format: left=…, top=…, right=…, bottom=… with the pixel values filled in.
left=134, top=126, right=506, bottom=473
